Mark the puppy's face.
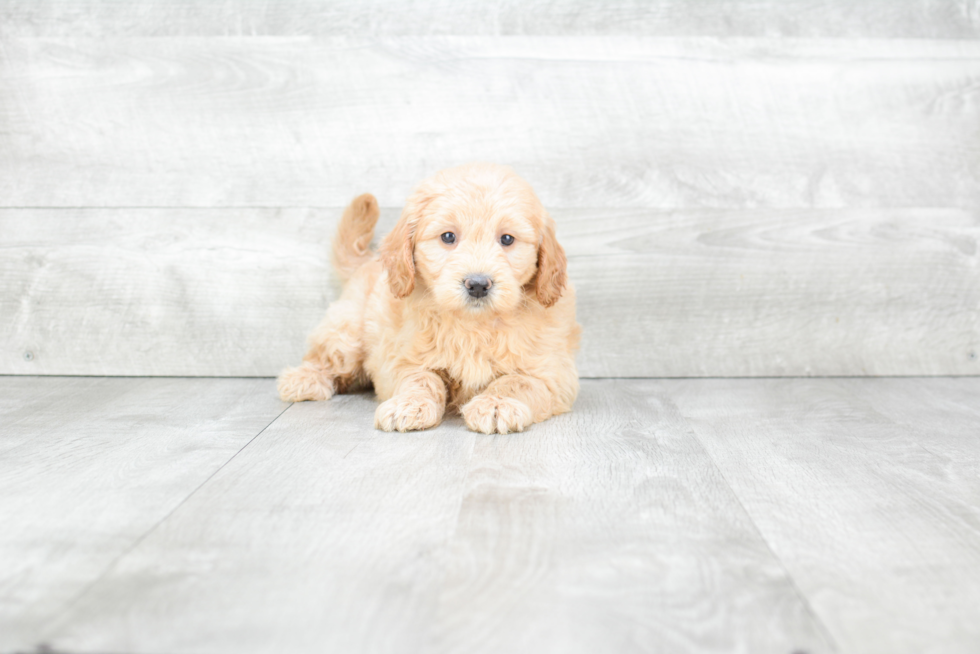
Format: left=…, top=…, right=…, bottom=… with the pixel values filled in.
left=381, top=164, right=567, bottom=313
left=412, top=188, right=540, bottom=313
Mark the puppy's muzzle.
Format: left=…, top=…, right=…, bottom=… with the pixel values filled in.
left=463, top=274, right=493, bottom=299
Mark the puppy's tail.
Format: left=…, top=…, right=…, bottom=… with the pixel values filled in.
left=332, top=193, right=380, bottom=283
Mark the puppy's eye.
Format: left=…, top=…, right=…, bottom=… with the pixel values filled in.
left=500, top=234, right=515, bottom=246
left=441, top=232, right=456, bottom=244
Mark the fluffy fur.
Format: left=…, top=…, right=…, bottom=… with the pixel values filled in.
left=278, top=163, right=581, bottom=433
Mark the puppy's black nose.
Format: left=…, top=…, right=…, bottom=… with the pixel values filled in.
left=463, top=275, right=493, bottom=298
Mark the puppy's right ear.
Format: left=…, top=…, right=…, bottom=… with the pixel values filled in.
left=379, top=189, right=430, bottom=298
left=534, top=214, right=568, bottom=308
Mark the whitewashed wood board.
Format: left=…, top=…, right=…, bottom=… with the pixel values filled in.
left=667, top=377, right=980, bottom=654
left=0, top=207, right=341, bottom=377
left=2, top=37, right=978, bottom=208
left=0, top=207, right=374, bottom=378
left=40, top=381, right=833, bottom=654
left=568, top=207, right=980, bottom=377
left=2, top=207, right=977, bottom=377
left=3, top=0, right=978, bottom=38
left=0, top=376, right=287, bottom=652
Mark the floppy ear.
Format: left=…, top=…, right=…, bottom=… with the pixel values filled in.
left=534, top=217, right=568, bottom=308
left=379, top=191, right=429, bottom=298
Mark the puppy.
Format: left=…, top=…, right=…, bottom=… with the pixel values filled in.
left=277, top=163, right=580, bottom=433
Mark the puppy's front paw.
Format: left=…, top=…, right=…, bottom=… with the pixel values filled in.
left=375, top=395, right=443, bottom=432
left=462, top=394, right=533, bottom=434
left=277, top=363, right=335, bottom=402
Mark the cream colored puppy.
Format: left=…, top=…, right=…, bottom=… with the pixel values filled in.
left=278, top=163, right=580, bottom=433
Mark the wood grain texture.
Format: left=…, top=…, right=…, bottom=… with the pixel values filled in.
left=37, top=381, right=835, bottom=654
left=3, top=0, right=979, bottom=38
left=2, top=37, right=978, bottom=208
left=836, top=377, right=980, bottom=464
left=0, top=376, right=286, bottom=653
left=668, top=377, right=980, bottom=654
left=566, top=207, right=980, bottom=377
left=3, top=207, right=977, bottom=377
left=835, top=376, right=980, bottom=513
left=0, top=207, right=350, bottom=377
left=0, top=375, right=94, bottom=453
left=43, top=393, right=477, bottom=654
left=423, top=380, right=833, bottom=654
left=6, top=377, right=980, bottom=653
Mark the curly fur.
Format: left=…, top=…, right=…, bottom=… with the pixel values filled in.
left=278, top=163, right=581, bottom=433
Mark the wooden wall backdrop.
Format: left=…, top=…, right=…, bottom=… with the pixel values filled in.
left=1, top=1, right=978, bottom=377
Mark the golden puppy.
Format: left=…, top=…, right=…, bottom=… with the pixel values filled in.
left=278, top=163, right=580, bottom=433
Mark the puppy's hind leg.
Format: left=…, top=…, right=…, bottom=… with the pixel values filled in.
left=277, top=360, right=338, bottom=402
left=279, top=194, right=378, bottom=402
left=278, top=308, right=365, bottom=402
left=278, top=276, right=370, bottom=402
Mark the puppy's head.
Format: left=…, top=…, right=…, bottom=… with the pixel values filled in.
left=380, top=163, right=567, bottom=313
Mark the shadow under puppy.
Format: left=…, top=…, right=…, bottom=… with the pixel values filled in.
left=278, top=163, right=581, bottom=433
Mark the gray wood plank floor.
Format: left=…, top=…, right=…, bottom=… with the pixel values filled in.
left=0, top=377, right=288, bottom=652
left=2, top=376, right=978, bottom=654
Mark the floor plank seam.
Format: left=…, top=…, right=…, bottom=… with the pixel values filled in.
left=33, top=401, right=295, bottom=642
left=10, top=647, right=145, bottom=654
left=665, top=395, right=843, bottom=653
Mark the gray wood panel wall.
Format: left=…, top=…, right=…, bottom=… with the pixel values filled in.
left=1, top=1, right=978, bottom=377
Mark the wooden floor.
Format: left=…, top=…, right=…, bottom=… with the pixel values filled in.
left=1, top=376, right=979, bottom=654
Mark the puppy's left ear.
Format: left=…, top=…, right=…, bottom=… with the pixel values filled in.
left=534, top=214, right=568, bottom=308
left=379, top=188, right=431, bottom=298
